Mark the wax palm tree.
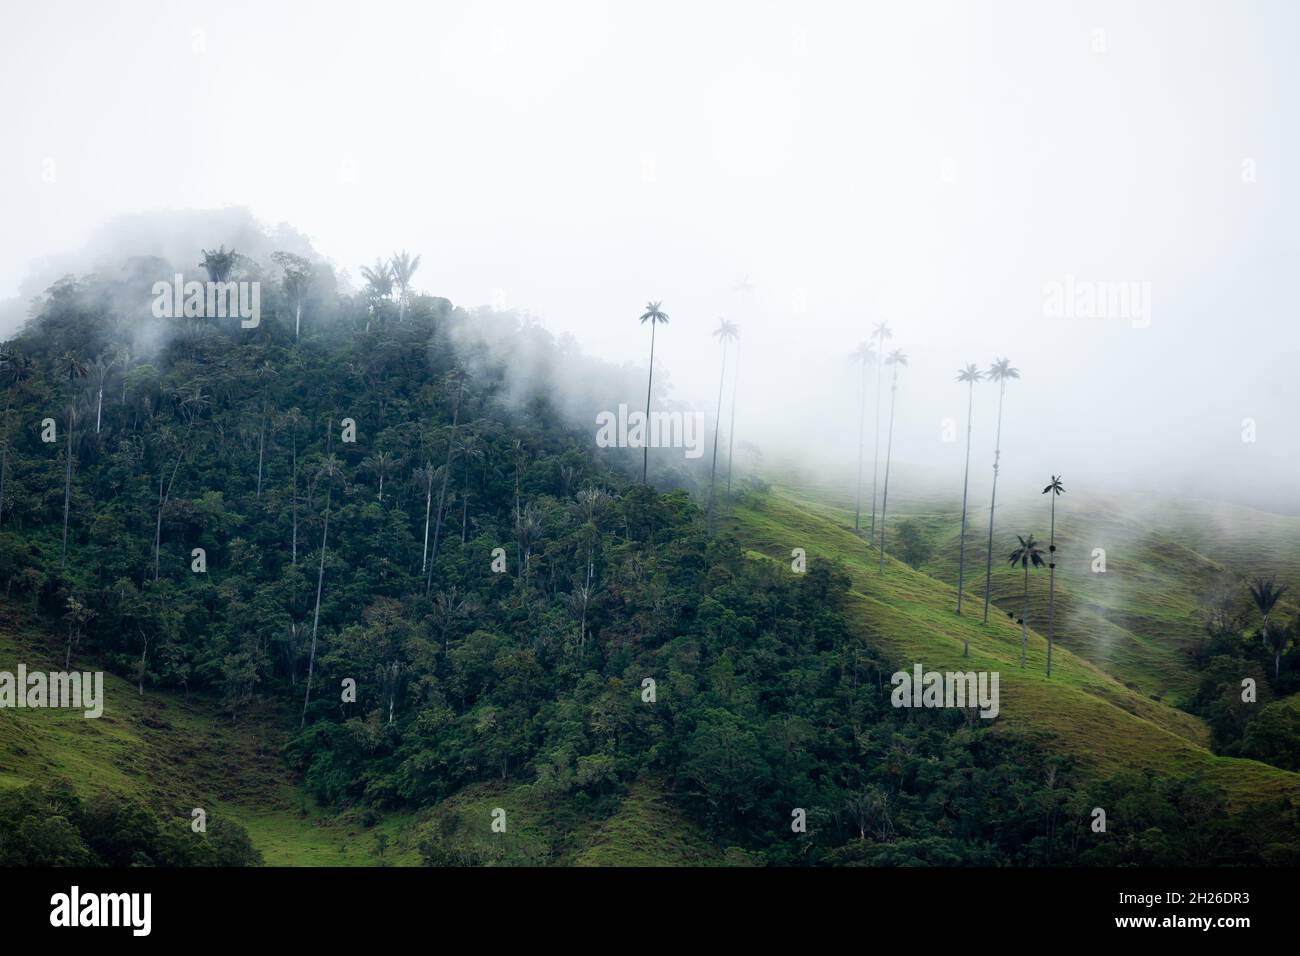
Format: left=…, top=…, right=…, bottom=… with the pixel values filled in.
left=851, top=341, right=877, bottom=533
left=302, top=454, right=340, bottom=729
left=360, top=258, right=394, bottom=306
left=1248, top=576, right=1288, bottom=631
left=1042, top=475, right=1066, bottom=675
left=89, top=352, right=121, bottom=434
left=723, top=328, right=741, bottom=514
left=362, top=450, right=396, bottom=503
left=390, top=250, right=421, bottom=321
left=279, top=407, right=307, bottom=565
left=981, top=358, right=1020, bottom=624
left=877, top=349, right=907, bottom=573
left=253, top=360, right=277, bottom=499
left=1009, top=534, right=1046, bottom=668
left=1262, top=620, right=1292, bottom=681
left=868, top=321, right=892, bottom=544
left=0, top=347, right=33, bottom=528
left=955, top=363, right=983, bottom=631
left=199, top=245, right=238, bottom=282
left=707, top=319, right=739, bottom=532
left=638, top=301, right=669, bottom=483
left=57, top=351, right=88, bottom=569
left=272, top=252, right=312, bottom=340
left=413, top=462, right=437, bottom=574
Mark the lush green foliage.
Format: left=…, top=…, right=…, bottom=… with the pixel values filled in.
left=3, top=254, right=1296, bottom=866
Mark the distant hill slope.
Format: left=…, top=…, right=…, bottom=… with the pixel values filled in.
left=0, top=611, right=718, bottom=866
left=726, top=487, right=1300, bottom=809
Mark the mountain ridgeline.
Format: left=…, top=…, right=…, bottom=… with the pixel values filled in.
left=1, top=240, right=1297, bottom=867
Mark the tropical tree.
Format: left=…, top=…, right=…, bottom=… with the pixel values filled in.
left=279, top=407, right=307, bottom=565
left=360, top=258, right=394, bottom=307
left=723, top=327, right=741, bottom=515
left=868, top=321, right=892, bottom=544
left=390, top=251, right=421, bottom=322
left=301, top=454, right=340, bottom=729
left=955, top=363, right=983, bottom=630
left=1042, top=475, right=1066, bottom=675
left=413, top=462, right=436, bottom=575
left=89, top=352, right=121, bottom=435
left=877, top=349, right=907, bottom=573
left=1009, top=534, right=1046, bottom=668
left=253, top=360, right=277, bottom=499
left=707, top=319, right=739, bottom=532
left=638, top=301, right=669, bottom=483
left=851, top=341, right=876, bottom=533
left=199, top=245, right=238, bottom=282
left=425, top=372, right=464, bottom=594
left=981, top=358, right=1020, bottom=624
left=1248, top=576, right=1289, bottom=635
left=57, top=351, right=88, bottom=569
left=362, top=450, right=396, bottom=503
left=272, top=252, right=312, bottom=340
left=0, top=346, right=33, bottom=527
left=1262, top=620, right=1292, bottom=681
left=153, top=384, right=208, bottom=581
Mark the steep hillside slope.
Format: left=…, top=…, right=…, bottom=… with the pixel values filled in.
left=726, top=487, right=1300, bottom=809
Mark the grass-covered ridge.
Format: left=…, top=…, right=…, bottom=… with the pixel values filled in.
left=725, top=485, right=1300, bottom=808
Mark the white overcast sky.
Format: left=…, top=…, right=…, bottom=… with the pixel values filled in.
left=2, top=0, right=1297, bottom=506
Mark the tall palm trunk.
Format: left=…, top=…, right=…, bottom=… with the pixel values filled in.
left=981, top=379, right=1008, bottom=624
left=707, top=341, right=728, bottom=533
left=426, top=377, right=463, bottom=595
left=61, top=404, right=74, bottom=569
left=957, top=378, right=976, bottom=634
left=301, top=481, right=331, bottom=729
left=1020, top=562, right=1029, bottom=668
left=642, top=321, right=658, bottom=484
left=256, top=402, right=267, bottom=499
left=153, top=424, right=192, bottom=581
left=854, top=356, right=868, bottom=531
left=1046, top=493, right=1057, bottom=676
left=724, top=341, right=740, bottom=513
left=877, top=367, right=899, bottom=572
left=95, top=387, right=104, bottom=433
left=868, top=345, right=885, bottom=544
left=290, top=425, right=298, bottom=565
left=420, top=464, right=433, bottom=573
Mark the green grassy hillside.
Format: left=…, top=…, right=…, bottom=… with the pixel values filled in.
left=0, top=608, right=720, bottom=866
left=724, top=486, right=1300, bottom=809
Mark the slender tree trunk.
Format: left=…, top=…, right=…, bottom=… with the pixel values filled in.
left=153, top=427, right=191, bottom=582
left=1046, top=494, right=1057, bottom=676
left=642, top=321, right=657, bottom=484
left=724, top=340, right=740, bottom=513
left=707, top=342, right=728, bottom=533
left=982, top=380, right=1008, bottom=624
left=96, top=387, right=103, bottom=434
left=137, top=630, right=148, bottom=696
left=426, top=377, right=463, bottom=594
left=854, top=356, right=868, bottom=531
left=61, top=404, right=74, bottom=570
left=877, top=370, right=899, bottom=572
left=301, top=483, right=331, bottom=729
left=420, top=466, right=433, bottom=573
left=868, top=341, right=885, bottom=544
left=957, top=379, right=975, bottom=632
left=256, top=406, right=266, bottom=499
left=291, top=427, right=298, bottom=565
left=1020, top=562, right=1029, bottom=668
left=460, top=459, right=470, bottom=544
left=0, top=444, right=8, bottom=528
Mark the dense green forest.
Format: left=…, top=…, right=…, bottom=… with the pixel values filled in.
left=1, top=245, right=1297, bottom=866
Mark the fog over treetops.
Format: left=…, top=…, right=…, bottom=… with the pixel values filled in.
left=2, top=0, right=1296, bottom=511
